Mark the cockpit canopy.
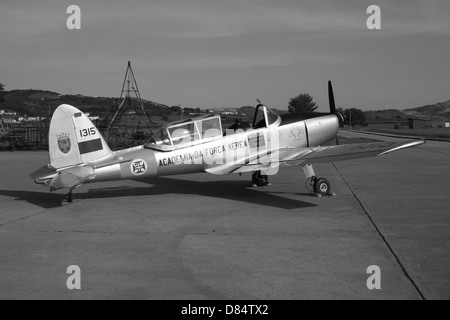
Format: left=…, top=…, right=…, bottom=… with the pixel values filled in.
left=145, top=115, right=223, bottom=151
left=253, top=104, right=281, bottom=129
left=144, top=104, right=280, bottom=151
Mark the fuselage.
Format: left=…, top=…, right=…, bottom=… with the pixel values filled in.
left=92, top=114, right=339, bottom=183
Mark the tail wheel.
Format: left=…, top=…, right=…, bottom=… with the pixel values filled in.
left=252, top=171, right=268, bottom=187
left=66, top=192, right=74, bottom=203
left=313, top=178, right=331, bottom=196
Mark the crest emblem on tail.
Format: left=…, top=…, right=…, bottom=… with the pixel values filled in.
left=57, top=133, right=71, bottom=154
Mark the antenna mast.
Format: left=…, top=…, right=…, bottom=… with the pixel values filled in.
left=105, top=61, right=152, bottom=149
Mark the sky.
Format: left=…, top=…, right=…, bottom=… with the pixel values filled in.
left=0, top=0, right=449, bottom=111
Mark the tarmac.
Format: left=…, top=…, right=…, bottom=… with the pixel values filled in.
left=0, top=130, right=449, bottom=300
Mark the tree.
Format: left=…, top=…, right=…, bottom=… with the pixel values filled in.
left=0, top=83, right=5, bottom=106
left=344, top=108, right=367, bottom=127
left=170, top=106, right=182, bottom=113
left=288, top=93, right=318, bottom=113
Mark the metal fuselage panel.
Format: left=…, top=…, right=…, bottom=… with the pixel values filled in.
left=88, top=114, right=339, bottom=183
left=304, top=115, right=339, bottom=147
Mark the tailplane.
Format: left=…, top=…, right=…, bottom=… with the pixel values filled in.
left=49, top=104, right=114, bottom=169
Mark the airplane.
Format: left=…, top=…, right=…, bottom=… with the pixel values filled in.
left=31, top=81, right=425, bottom=203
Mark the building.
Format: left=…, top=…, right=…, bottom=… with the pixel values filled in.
left=366, top=117, right=449, bottom=129
left=366, top=119, right=409, bottom=130
left=408, top=118, right=450, bottom=129
left=0, top=109, right=17, bottom=116
left=408, top=118, right=433, bottom=129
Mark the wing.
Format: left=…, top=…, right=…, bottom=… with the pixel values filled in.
left=206, top=140, right=425, bottom=175
left=278, top=140, right=426, bottom=165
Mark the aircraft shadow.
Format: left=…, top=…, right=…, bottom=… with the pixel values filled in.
left=0, top=177, right=317, bottom=210
left=0, top=190, right=66, bottom=209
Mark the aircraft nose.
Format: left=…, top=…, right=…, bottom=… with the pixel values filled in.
left=305, top=115, right=339, bottom=146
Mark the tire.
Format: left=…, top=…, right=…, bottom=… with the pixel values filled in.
left=314, top=178, right=331, bottom=196
left=66, top=193, right=74, bottom=203
left=252, top=171, right=268, bottom=187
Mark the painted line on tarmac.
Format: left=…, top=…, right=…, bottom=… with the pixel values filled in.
left=0, top=209, right=53, bottom=228
left=0, top=193, right=97, bottom=228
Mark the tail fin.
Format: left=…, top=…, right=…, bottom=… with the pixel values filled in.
left=49, top=104, right=114, bottom=169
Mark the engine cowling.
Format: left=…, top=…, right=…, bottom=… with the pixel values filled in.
left=304, top=114, right=339, bottom=147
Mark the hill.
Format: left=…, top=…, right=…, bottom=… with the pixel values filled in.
left=237, top=106, right=256, bottom=120
left=404, top=100, right=450, bottom=119
left=365, top=100, right=450, bottom=122
left=1, top=89, right=171, bottom=118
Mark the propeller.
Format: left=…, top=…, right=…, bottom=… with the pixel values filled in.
left=328, top=81, right=344, bottom=145
left=328, top=81, right=336, bottom=115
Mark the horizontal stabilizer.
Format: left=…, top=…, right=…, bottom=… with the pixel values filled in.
left=30, top=165, right=58, bottom=183
left=49, top=166, right=95, bottom=190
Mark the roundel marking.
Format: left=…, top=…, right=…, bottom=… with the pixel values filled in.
left=130, top=159, right=148, bottom=176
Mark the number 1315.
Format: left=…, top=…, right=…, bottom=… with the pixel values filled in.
left=80, top=127, right=96, bottom=137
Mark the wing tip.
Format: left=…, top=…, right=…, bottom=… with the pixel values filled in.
left=380, top=139, right=426, bottom=155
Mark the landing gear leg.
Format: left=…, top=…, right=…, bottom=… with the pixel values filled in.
left=303, top=164, right=333, bottom=196
left=65, top=189, right=74, bottom=203
left=252, top=170, right=269, bottom=187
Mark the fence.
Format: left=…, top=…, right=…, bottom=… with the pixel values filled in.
left=0, top=126, right=152, bottom=151
left=0, top=126, right=49, bottom=151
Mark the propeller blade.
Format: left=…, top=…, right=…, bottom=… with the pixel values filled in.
left=329, top=81, right=339, bottom=145
left=328, top=80, right=336, bottom=114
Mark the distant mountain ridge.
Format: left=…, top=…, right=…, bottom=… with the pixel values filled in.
left=2, top=89, right=449, bottom=122
left=364, top=100, right=450, bottom=122
left=404, top=100, right=450, bottom=119
left=1, top=89, right=171, bottom=117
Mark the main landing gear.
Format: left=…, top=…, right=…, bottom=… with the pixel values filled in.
left=303, top=164, right=334, bottom=197
left=311, top=176, right=331, bottom=196
left=252, top=170, right=270, bottom=187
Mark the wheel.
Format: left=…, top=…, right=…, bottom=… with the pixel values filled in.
left=313, top=178, right=331, bottom=196
left=66, top=192, right=74, bottom=203
left=252, top=171, right=268, bottom=187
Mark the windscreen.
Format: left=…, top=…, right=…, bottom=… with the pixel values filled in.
left=145, top=128, right=171, bottom=147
